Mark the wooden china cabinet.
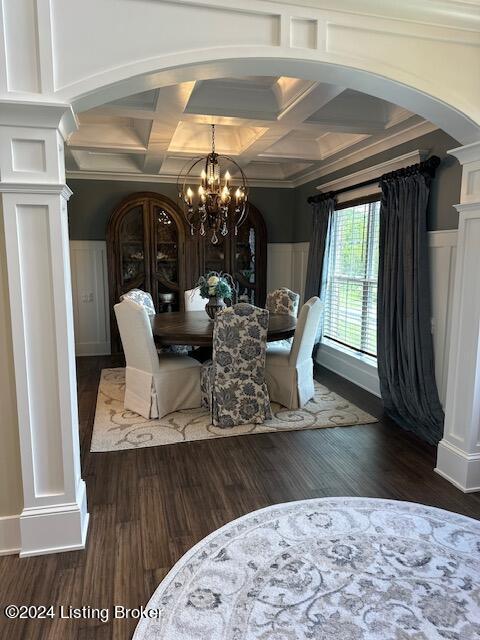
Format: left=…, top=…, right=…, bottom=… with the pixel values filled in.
left=107, top=191, right=267, bottom=352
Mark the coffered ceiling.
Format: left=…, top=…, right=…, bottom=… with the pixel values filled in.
left=65, top=76, right=438, bottom=187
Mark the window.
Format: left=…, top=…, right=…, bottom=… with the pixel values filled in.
left=323, top=198, right=380, bottom=358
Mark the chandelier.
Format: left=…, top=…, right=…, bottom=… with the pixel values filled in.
left=177, top=125, right=249, bottom=244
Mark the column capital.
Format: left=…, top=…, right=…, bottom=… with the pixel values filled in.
left=0, top=100, right=77, bottom=139
left=0, top=182, right=72, bottom=199
left=0, top=103, right=74, bottom=186
left=448, top=141, right=480, bottom=165
left=448, top=141, right=480, bottom=205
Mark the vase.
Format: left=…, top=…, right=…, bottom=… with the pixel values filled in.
left=205, top=296, right=226, bottom=320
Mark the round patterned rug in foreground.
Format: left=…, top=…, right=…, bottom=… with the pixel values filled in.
left=134, top=497, right=480, bottom=640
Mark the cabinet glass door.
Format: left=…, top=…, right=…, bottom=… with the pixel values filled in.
left=204, top=234, right=228, bottom=275
left=152, top=205, right=180, bottom=312
left=234, top=221, right=256, bottom=304
left=119, top=204, right=146, bottom=291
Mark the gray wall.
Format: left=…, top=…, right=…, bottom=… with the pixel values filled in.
left=67, top=180, right=295, bottom=243
left=293, top=129, right=461, bottom=242
left=67, top=129, right=460, bottom=244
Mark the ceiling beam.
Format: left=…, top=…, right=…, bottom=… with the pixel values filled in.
left=235, top=84, right=345, bottom=168
left=143, top=82, right=196, bottom=174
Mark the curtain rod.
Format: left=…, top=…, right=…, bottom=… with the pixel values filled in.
left=307, top=155, right=441, bottom=204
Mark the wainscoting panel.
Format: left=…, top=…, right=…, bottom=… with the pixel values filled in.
left=267, top=244, right=293, bottom=295
left=429, top=230, right=457, bottom=407
left=292, top=243, right=310, bottom=304
left=69, top=241, right=110, bottom=356
left=267, top=243, right=310, bottom=302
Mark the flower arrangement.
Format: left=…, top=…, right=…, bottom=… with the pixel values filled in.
left=197, top=271, right=233, bottom=300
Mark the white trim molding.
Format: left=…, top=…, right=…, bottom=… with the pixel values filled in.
left=428, top=230, right=457, bottom=406
left=0, top=106, right=89, bottom=556
left=316, top=339, right=380, bottom=397
left=0, top=515, right=21, bottom=556
left=436, top=141, right=480, bottom=492
left=70, top=240, right=111, bottom=356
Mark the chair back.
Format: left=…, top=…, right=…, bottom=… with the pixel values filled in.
left=211, top=303, right=270, bottom=425
left=114, top=300, right=160, bottom=375
left=289, top=297, right=322, bottom=365
left=120, top=289, right=155, bottom=315
left=266, top=288, right=300, bottom=317
left=184, top=287, right=205, bottom=311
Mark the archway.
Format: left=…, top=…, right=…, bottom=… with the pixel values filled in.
left=2, top=4, right=480, bottom=556
left=70, top=57, right=480, bottom=146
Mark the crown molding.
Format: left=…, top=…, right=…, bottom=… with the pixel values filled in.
left=65, top=171, right=294, bottom=189
left=291, top=119, right=438, bottom=187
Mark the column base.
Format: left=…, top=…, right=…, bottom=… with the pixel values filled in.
left=435, top=439, right=480, bottom=493
left=19, top=480, right=89, bottom=557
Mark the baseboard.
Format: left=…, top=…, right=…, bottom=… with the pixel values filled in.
left=435, top=439, right=480, bottom=493
left=75, top=342, right=111, bottom=357
left=19, top=479, right=89, bottom=557
left=0, top=514, right=21, bottom=556
left=316, top=342, right=381, bottom=397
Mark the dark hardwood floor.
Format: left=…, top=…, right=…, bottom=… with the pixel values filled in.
left=1, top=355, right=480, bottom=640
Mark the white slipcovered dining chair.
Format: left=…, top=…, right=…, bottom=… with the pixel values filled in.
left=184, top=287, right=205, bottom=311
left=114, top=299, right=201, bottom=419
left=265, top=296, right=322, bottom=410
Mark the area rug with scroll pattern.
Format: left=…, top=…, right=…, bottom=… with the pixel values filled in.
left=91, top=368, right=377, bottom=452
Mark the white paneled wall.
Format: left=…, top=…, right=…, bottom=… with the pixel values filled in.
left=428, top=231, right=457, bottom=406
left=69, top=241, right=110, bottom=356
left=267, top=243, right=309, bottom=303
left=268, top=234, right=457, bottom=404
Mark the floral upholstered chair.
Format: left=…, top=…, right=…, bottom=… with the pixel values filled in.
left=201, top=303, right=271, bottom=427
left=266, top=287, right=300, bottom=348
left=266, top=287, right=300, bottom=318
left=120, top=289, right=156, bottom=315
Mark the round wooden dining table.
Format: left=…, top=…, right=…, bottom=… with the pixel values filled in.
left=151, top=310, right=296, bottom=346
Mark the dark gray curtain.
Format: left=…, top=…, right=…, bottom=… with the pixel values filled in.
left=377, top=172, right=444, bottom=444
left=304, top=197, right=335, bottom=301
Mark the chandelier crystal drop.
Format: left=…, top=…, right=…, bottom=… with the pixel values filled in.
left=177, top=124, right=249, bottom=244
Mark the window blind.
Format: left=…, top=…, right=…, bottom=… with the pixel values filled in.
left=323, top=200, right=380, bottom=358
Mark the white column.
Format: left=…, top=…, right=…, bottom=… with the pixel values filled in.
left=436, top=141, right=480, bottom=493
left=0, top=103, right=89, bottom=556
